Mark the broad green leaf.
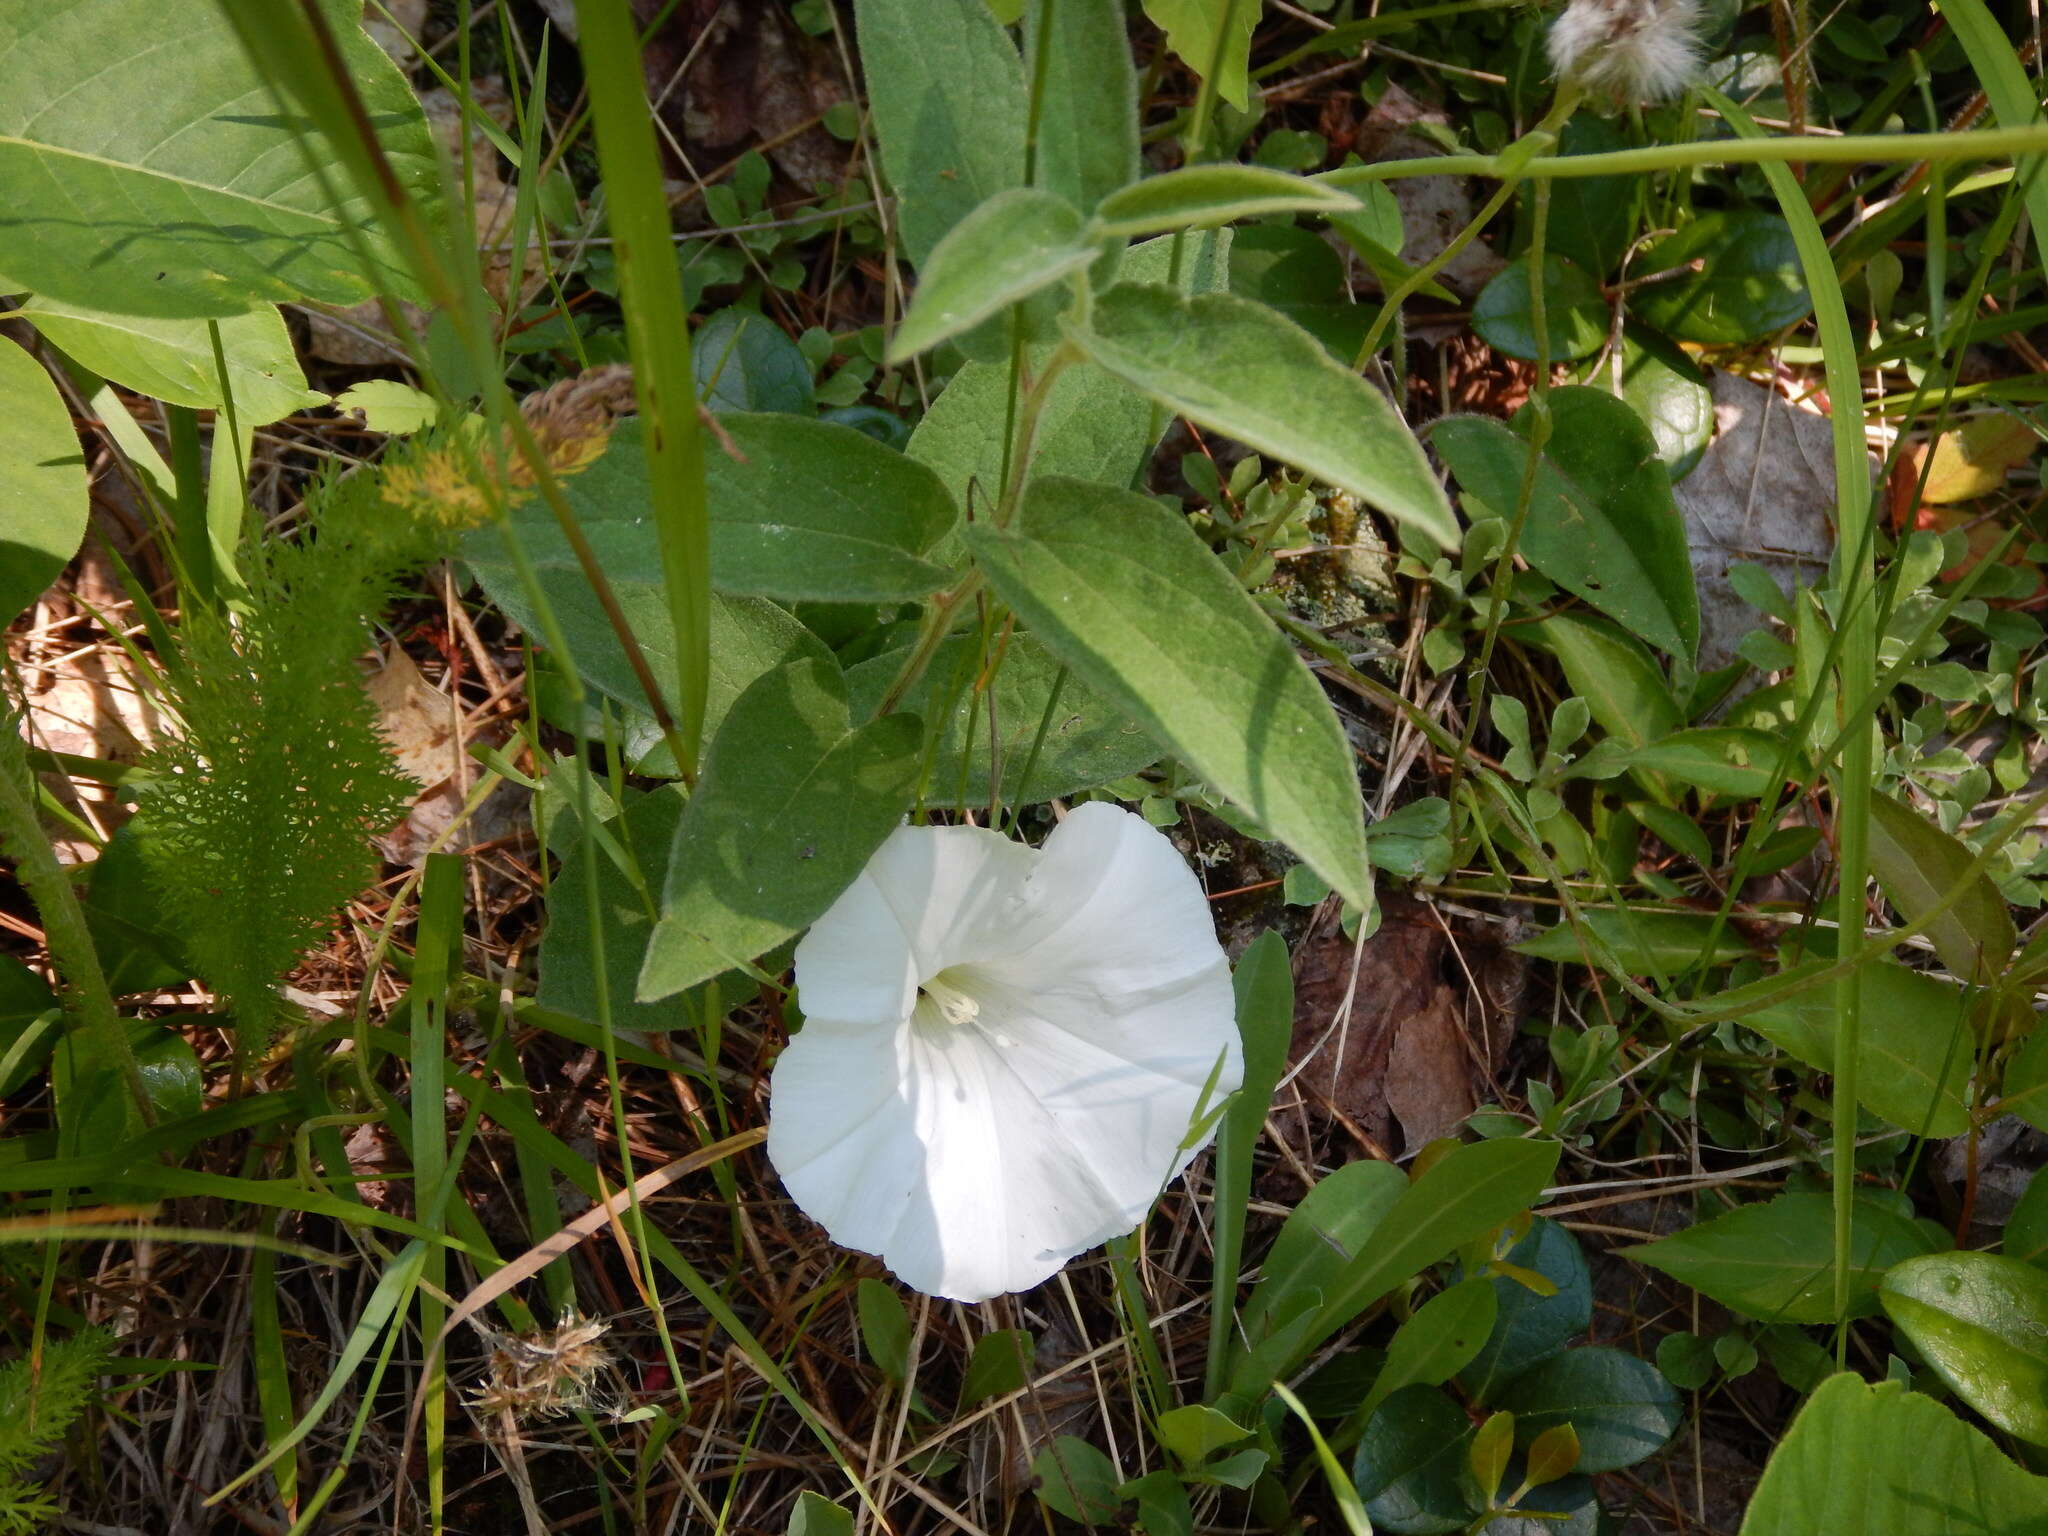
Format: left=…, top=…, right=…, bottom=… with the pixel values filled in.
left=1141, top=0, right=1256, bottom=110
left=1239, top=1160, right=1410, bottom=1349
left=1629, top=211, right=1812, bottom=344
left=0, top=955, right=58, bottom=1098
left=1882, top=1251, right=2048, bottom=1446
left=22, top=296, right=324, bottom=423
left=1025, top=0, right=1139, bottom=213
left=1581, top=727, right=1789, bottom=798
left=1739, top=1373, right=2048, bottom=1535
left=959, top=1328, right=1034, bottom=1407
left=1093, top=164, right=1359, bottom=239
left=0, top=0, right=435, bottom=317
left=1572, top=326, right=1712, bottom=480
left=967, top=476, right=1371, bottom=907
left=335, top=378, right=441, bottom=434
left=854, top=0, right=1025, bottom=264
left=1493, top=1346, right=1680, bottom=1474
left=2005, top=1028, right=2048, bottom=1133
left=905, top=231, right=1231, bottom=522
left=1471, top=254, right=1608, bottom=362
left=889, top=190, right=1095, bottom=361
left=1155, top=1403, right=1257, bottom=1473
left=1228, top=222, right=1373, bottom=361
left=1433, top=388, right=1698, bottom=658
left=1032, top=1436, right=1123, bottom=1525
left=0, top=335, right=87, bottom=621
left=1515, top=909, right=1754, bottom=977
left=1459, top=1218, right=1594, bottom=1398
left=2009, top=1168, right=2048, bottom=1269
left=787, top=1491, right=854, bottom=1536
left=1625, top=1193, right=1943, bottom=1325
left=1232, top=1139, right=1561, bottom=1396
left=1365, top=1278, right=1499, bottom=1415
left=1351, top=1385, right=1478, bottom=1535
left=84, top=820, right=197, bottom=995
left=637, top=659, right=921, bottom=999
left=703, top=415, right=958, bottom=601
left=1526, top=613, right=1682, bottom=754
left=536, top=782, right=764, bottom=1031
left=856, top=1277, right=913, bottom=1384
left=1073, top=284, right=1457, bottom=550
left=843, top=632, right=1158, bottom=804
left=466, top=502, right=831, bottom=753
left=695, top=308, right=813, bottom=415
left=1542, top=115, right=1637, bottom=278
left=1741, top=960, right=1975, bottom=1138
left=1866, top=793, right=2015, bottom=986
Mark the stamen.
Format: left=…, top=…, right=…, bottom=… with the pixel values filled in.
left=918, top=969, right=982, bottom=1027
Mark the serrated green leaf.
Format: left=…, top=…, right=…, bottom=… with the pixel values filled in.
left=1073, top=284, right=1457, bottom=549
left=967, top=475, right=1370, bottom=907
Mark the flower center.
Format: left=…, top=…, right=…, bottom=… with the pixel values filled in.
left=917, top=968, right=983, bottom=1028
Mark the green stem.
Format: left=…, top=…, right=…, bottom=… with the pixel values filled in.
left=0, top=722, right=154, bottom=1128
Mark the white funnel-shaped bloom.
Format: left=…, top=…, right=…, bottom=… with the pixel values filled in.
left=768, top=803, right=1242, bottom=1301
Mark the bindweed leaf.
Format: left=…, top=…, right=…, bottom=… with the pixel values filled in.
left=1625, top=1192, right=1944, bottom=1325
left=856, top=1278, right=913, bottom=1384
left=960, top=1328, right=1034, bottom=1407
left=1032, top=1436, right=1123, bottom=1525
left=967, top=475, right=1371, bottom=910
left=1093, top=164, right=1360, bottom=239
left=888, top=190, right=1095, bottom=361
left=1880, top=1251, right=2048, bottom=1446
left=1493, top=1346, right=1680, bottom=1474
left=1628, top=210, right=1812, bottom=344
left=1072, top=284, right=1457, bottom=550
left=1433, top=387, right=1698, bottom=659
left=1472, top=254, right=1608, bottom=362
left=637, top=658, right=921, bottom=999
left=0, top=336, right=88, bottom=623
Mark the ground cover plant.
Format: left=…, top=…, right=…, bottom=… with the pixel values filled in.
left=4, top=0, right=2048, bottom=1531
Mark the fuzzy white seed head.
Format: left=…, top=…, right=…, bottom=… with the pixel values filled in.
left=1547, top=0, right=1706, bottom=102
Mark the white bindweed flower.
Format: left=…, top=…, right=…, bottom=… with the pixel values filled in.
left=1547, top=0, right=1705, bottom=102
left=768, top=803, right=1242, bottom=1302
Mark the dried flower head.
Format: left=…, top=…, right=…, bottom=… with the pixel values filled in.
left=1547, top=0, right=1705, bottom=102
left=467, top=1311, right=616, bottom=1420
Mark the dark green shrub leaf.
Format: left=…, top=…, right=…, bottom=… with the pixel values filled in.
left=967, top=476, right=1371, bottom=908
left=637, top=659, right=921, bottom=1000
left=1629, top=210, right=1812, bottom=344
left=1471, top=254, right=1608, bottom=362
left=1542, top=115, right=1637, bottom=278
left=1493, top=1345, right=1680, bottom=1474
left=1881, top=1251, right=2048, bottom=1446
left=1351, top=1385, right=1479, bottom=1536
left=1461, top=1218, right=1593, bottom=1398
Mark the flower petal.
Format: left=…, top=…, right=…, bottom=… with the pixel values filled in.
left=766, top=1016, right=923, bottom=1257
left=1004, top=802, right=1232, bottom=994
